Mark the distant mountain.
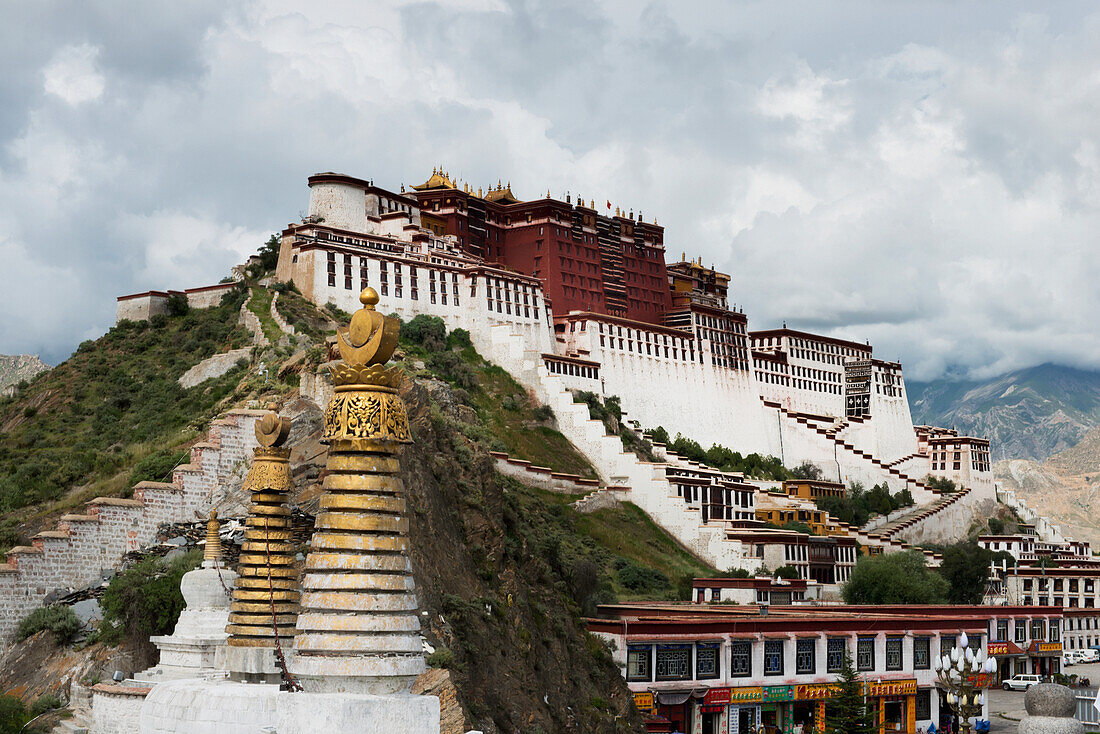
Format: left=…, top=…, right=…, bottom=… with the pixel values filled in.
left=908, top=363, right=1100, bottom=461
left=0, top=354, right=49, bottom=393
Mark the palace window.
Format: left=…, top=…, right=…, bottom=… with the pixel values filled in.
left=626, top=646, right=651, bottom=682
left=696, top=644, right=720, bottom=680
left=796, top=639, right=815, bottom=674
left=730, top=640, right=751, bottom=677
left=655, top=645, right=692, bottom=681
left=764, top=640, right=784, bottom=676
left=857, top=637, right=875, bottom=671
left=940, top=635, right=956, bottom=656
left=886, top=637, right=903, bottom=671
left=914, top=637, right=931, bottom=669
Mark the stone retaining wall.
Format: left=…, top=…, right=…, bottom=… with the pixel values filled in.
left=0, top=409, right=263, bottom=642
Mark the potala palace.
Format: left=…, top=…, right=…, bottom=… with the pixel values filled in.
left=263, top=170, right=997, bottom=575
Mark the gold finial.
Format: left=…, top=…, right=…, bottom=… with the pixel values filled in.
left=615, top=206, right=620, bottom=216
left=204, top=508, right=222, bottom=561
left=256, top=411, right=291, bottom=447
left=478, top=186, right=483, bottom=197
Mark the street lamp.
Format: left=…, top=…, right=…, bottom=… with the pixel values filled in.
left=934, top=631, right=996, bottom=734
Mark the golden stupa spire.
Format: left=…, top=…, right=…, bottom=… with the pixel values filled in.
left=204, top=509, right=222, bottom=562
left=294, top=287, right=421, bottom=692
left=225, top=411, right=298, bottom=651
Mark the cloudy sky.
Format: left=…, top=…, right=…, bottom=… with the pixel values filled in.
left=2, top=1, right=1099, bottom=380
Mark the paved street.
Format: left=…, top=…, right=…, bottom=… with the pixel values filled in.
left=985, top=662, right=1100, bottom=732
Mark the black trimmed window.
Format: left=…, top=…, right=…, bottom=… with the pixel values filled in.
left=764, top=640, right=784, bottom=676
left=827, top=638, right=847, bottom=673
left=696, top=644, right=720, bottom=680
left=886, top=637, right=903, bottom=671
left=796, top=638, right=815, bottom=674
left=940, top=635, right=956, bottom=655
left=1032, top=620, right=1044, bottom=640
left=1015, top=621, right=1026, bottom=643
left=655, top=645, right=692, bottom=681
left=857, top=637, right=875, bottom=671
left=997, top=620, right=1008, bottom=641
left=914, top=637, right=931, bottom=670
left=730, top=640, right=751, bottom=677
left=626, top=646, right=651, bottom=682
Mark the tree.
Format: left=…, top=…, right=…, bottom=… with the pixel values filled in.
left=938, top=540, right=1000, bottom=604
left=774, top=565, right=801, bottom=580
left=256, top=234, right=281, bottom=272
left=792, top=461, right=824, bottom=480
left=825, top=651, right=876, bottom=734
left=842, top=550, right=948, bottom=604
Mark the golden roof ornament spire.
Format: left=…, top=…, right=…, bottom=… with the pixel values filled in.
left=204, top=509, right=222, bottom=562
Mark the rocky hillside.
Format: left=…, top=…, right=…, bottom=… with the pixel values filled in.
left=909, top=363, right=1100, bottom=461
left=995, top=424, right=1100, bottom=546
left=0, top=354, right=49, bottom=393
left=0, top=283, right=715, bottom=733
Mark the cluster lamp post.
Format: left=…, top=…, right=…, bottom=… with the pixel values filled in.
left=933, top=631, right=996, bottom=734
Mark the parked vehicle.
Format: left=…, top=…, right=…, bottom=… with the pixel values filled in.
left=1064, top=650, right=1086, bottom=666
left=1081, top=648, right=1100, bottom=663
left=1002, top=674, right=1043, bottom=691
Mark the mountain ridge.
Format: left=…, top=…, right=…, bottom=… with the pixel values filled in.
left=908, top=363, right=1100, bottom=461
left=0, top=354, right=49, bottom=393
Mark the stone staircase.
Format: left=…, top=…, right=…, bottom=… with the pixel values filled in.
left=767, top=401, right=938, bottom=502
left=475, top=323, right=951, bottom=570
left=0, top=409, right=264, bottom=642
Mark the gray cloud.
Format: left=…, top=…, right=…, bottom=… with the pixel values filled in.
left=1, top=0, right=1098, bottom=379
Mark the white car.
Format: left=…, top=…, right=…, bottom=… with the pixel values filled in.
left=1002, top=674, right=1043, bottom=691
left=1080, top=649, right=1100, bottom=663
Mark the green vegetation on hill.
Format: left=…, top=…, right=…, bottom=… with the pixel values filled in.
left=646, top=426, right=791, bottom=479
left=0, top=291, right=253, bottom=518
left=814, top=482, right=914, bottom=527
left=395, top=314, right=597, bottom=479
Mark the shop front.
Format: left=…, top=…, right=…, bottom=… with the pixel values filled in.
left=1027, top=642, right=1063, bottom=677
left=727, top=686, right=763, bottom=734
left=987, top=641, right=1025, bottom=682
left=864, top=679, right=917, bottom=734
left=793, top=683, right=840, bottom=734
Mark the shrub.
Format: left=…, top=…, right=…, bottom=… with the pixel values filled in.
left=646, top=426, right=670, bottom=445
left=0, top=695, right=28, bottom=734
left=791, top=461, right=823, bottom=480
left=404, top=315, right=447, bottom=351
left=774, top=565, right=801, bottom=580
left=447, top=328, right=472, bottom=349
left=614, top=557, right=669, bottom=592
left=28, top=694, right=61, bottom=717
left=17, top=605, right=82, bottom=645
left=165, top=293, right=190, bottom=317
left=99, top=551, right=202, bottom=645
left=129, top=449, right=189, bottom=486
left=532, top=405, right=554, bottom=422
left=426, top=647, right=456, bottom=669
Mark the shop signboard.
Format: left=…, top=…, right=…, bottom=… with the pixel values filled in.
left=964, top=673, right=994, bottom=689
left=1029, top=642, right=1063, bottom=655
left=865, top=679, right=917, bottom=697
left=988, top=641, right=1024, bottom=656
left=705, top=688, right=732, bottom=706
left=795, top=683, right=840, bottom=700
left=633, top=692, right=654, bottom=712
left=730, top=687, right=764, bottom=703
left=764, top=686, right=793, bottom=702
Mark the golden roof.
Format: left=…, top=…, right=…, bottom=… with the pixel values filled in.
left=483, top=180, right=520, bottom=204
left=411, top=167, right=457, bottom=191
